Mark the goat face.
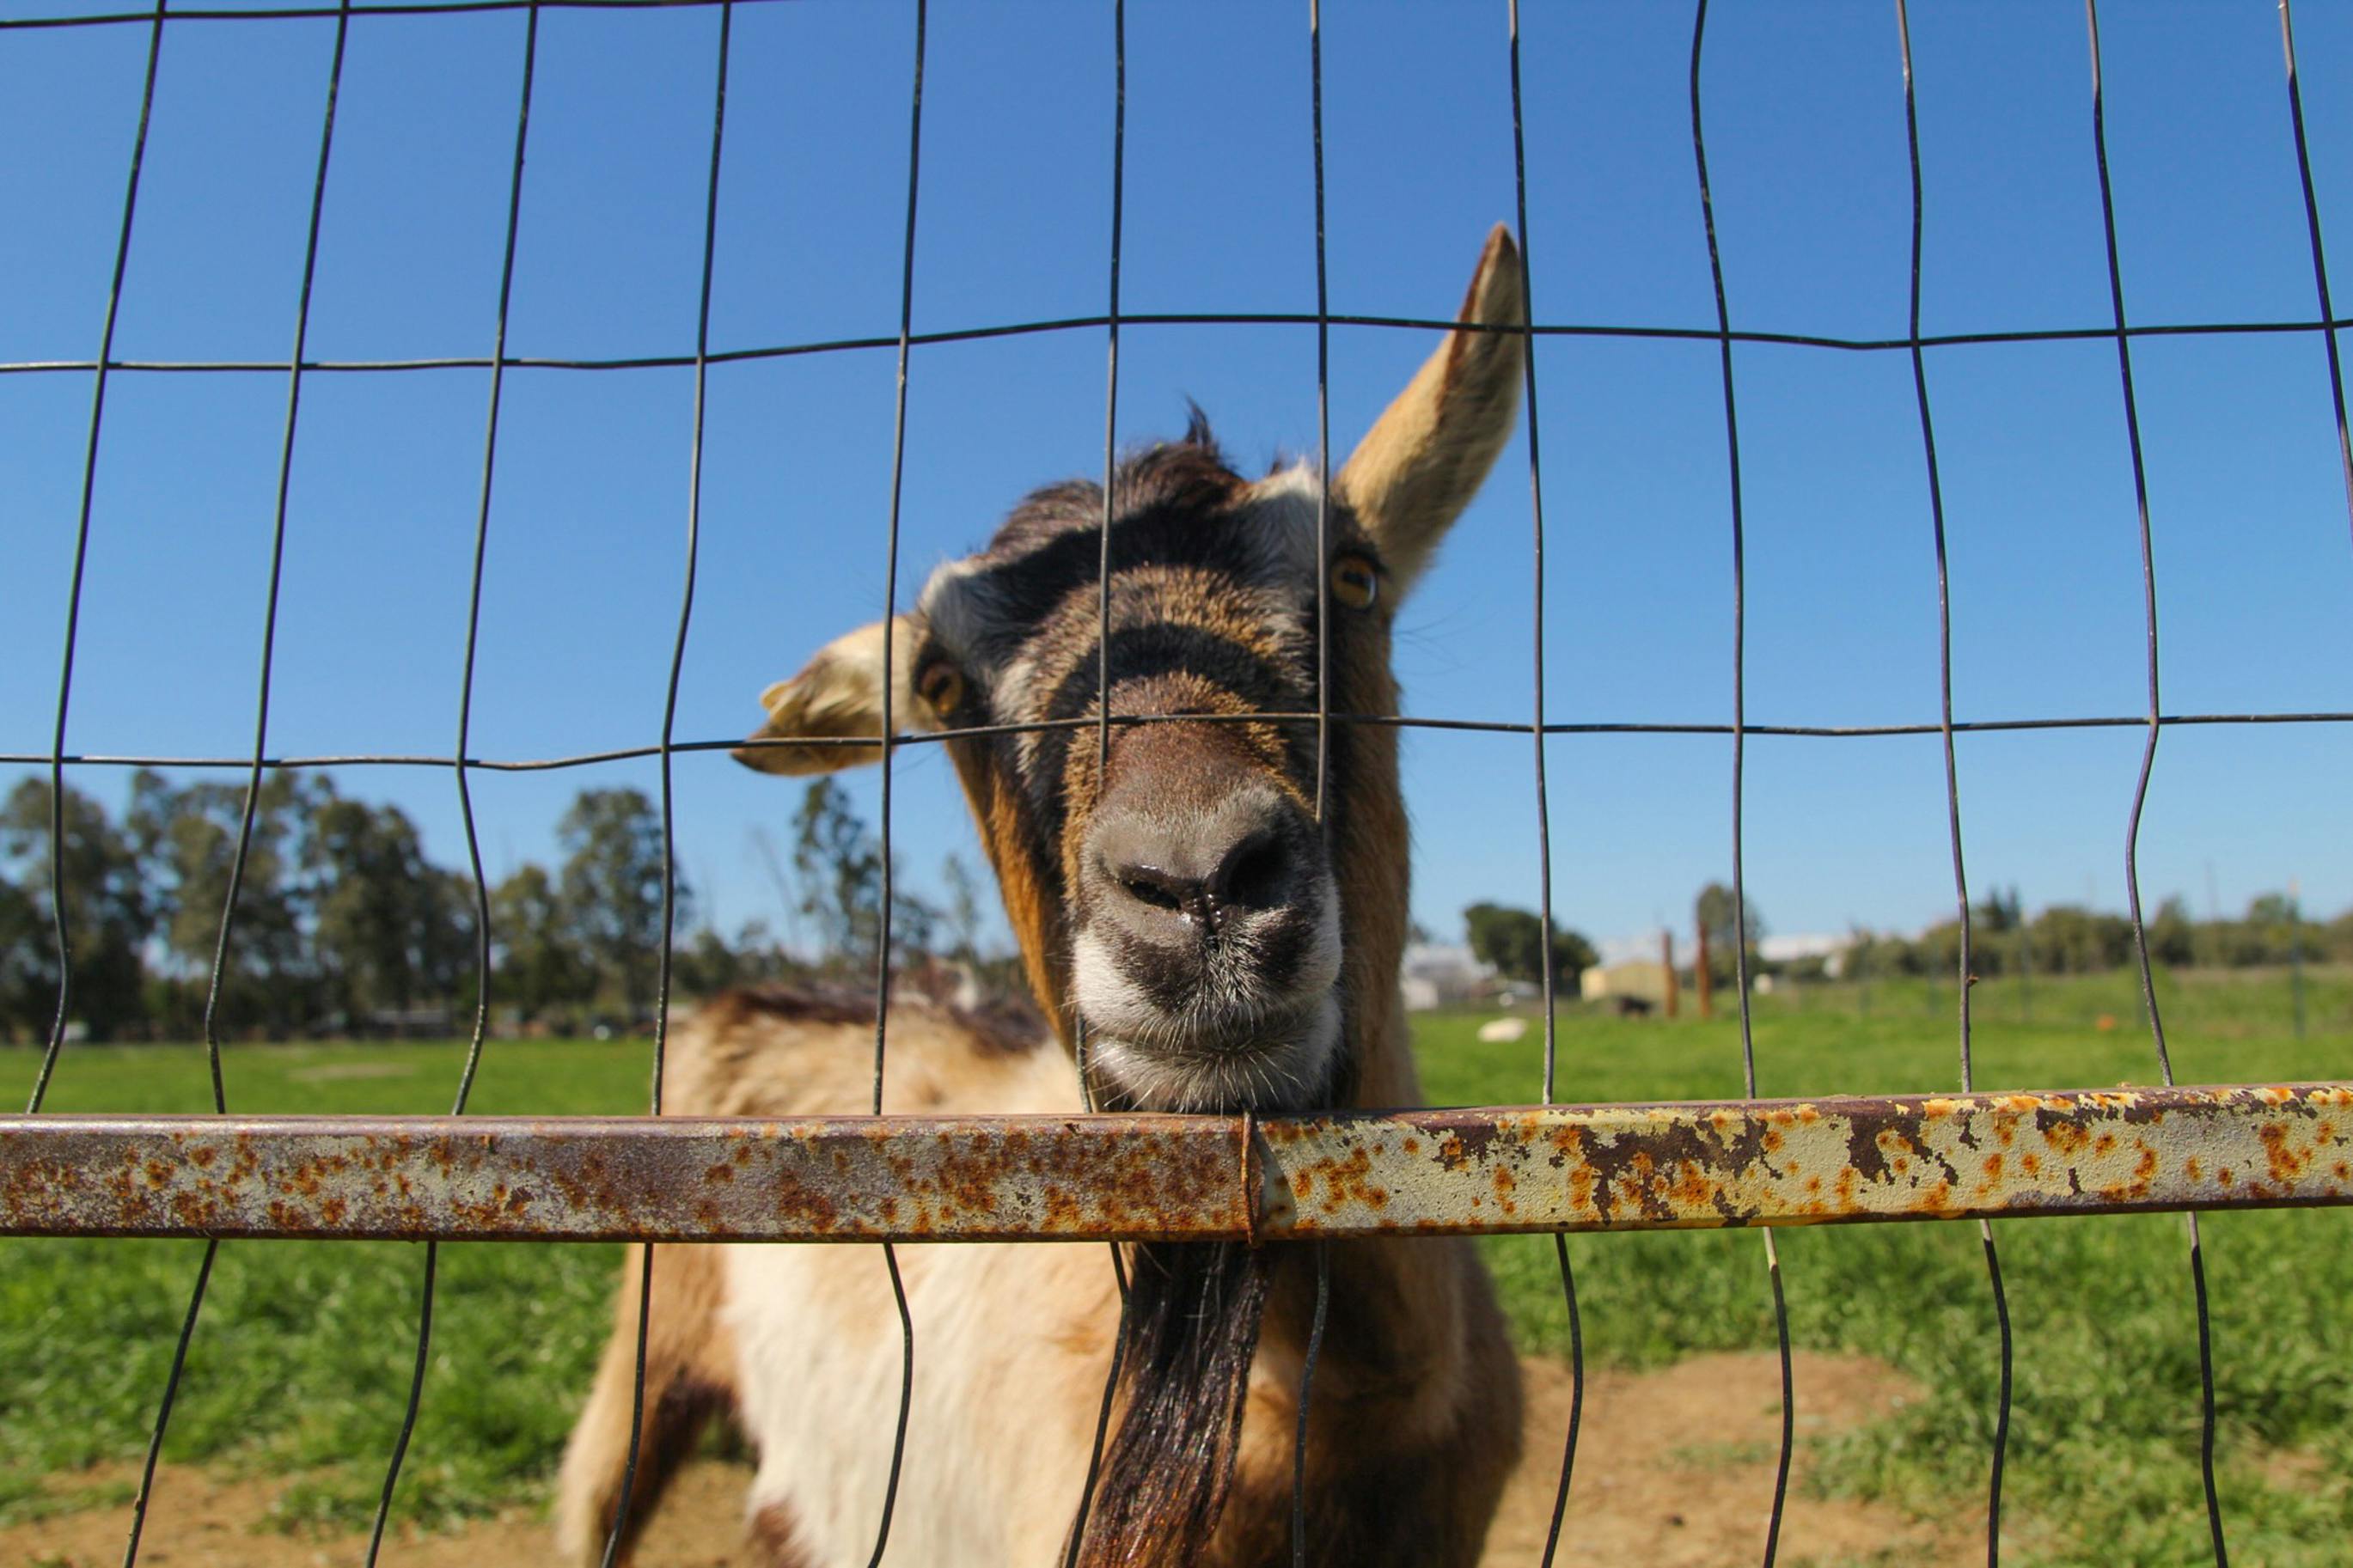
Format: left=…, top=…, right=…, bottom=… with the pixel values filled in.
left=736, top=226, right=1527, bottom=1114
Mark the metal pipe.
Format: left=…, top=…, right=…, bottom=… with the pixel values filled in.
left=4, top=1082, right=2347, bottom=1245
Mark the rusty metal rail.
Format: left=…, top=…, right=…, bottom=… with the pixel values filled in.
left=3, top=1082, right=2348, bottom=1244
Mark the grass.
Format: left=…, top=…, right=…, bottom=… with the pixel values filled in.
left=1415, top=967, right=2353, bottom=1568
left=2, top=967, right=2348, bottom=1560
left=1, top=1039, right=653, bottom=1537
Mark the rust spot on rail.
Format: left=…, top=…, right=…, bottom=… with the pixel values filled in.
left=1, top=1083, right=2349, bottom=1244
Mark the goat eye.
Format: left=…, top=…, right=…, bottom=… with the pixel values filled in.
left=1329, top=556, right=1380, bottom=610
left=917, top=662, right=965, bottom=715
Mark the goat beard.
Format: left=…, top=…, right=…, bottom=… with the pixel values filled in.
left=1073, top=1240, right=1274, bottom=1568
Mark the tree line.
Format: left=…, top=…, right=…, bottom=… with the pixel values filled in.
left=1456, top=878, right=2352, bottom=997
left=1834, top=886, right=2353, bottom=984
left=0, top=772, right=999, bottom=1044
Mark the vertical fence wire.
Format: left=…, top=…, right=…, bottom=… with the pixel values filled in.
left=1062, top=0, right=1134, bottom=1560
left=1893, top=6, right=2014, bottom=1561
left=596, top=6, right=731, bottom=1564
left=859, top=3, right=928, bottom=1561
left=120, top=1238, right=214, bottom=1568
left=1506, top=4, right=1586, bottom=1563
left=1293, top=3, right=1335, bottom=1560
left=26, top=0, right=168, bottom=1119
left=122, top=7, right=352, bottom=1561
left=1687, top=4, right=1794, bottom=1562
left=362, top=6, right=541, bottom=1559
left=2277, top=0, right=2353, bottom=538
left=1079, top=0, right=1125, bottom=1130
left=2081, top=3, right=2228, bottom=1562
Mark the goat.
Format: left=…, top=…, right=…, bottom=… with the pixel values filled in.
left=557, top=226, right=1531, bottom=1567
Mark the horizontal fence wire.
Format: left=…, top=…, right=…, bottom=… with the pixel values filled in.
left=12, top=708, right=2353, bottom=778
left=2, top=0, right=785, bottom=24
left=6, top=311, right=2353, bottom=379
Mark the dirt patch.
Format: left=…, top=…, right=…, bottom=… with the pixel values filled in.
left=0, top=1460, right=752, bottom=1568
left=1486, top=1350, right=1973, bottom=1566
left=2, top=1351, right=1965, bottom=1566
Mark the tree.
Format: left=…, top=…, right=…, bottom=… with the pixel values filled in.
left=1973, top=886, right=2024, bottom=937
left=557, top=789, right=688, bottom=1021
left=941, top=853, right=986, bottom=965
left=2246, top=891, right=2297, bottom=930
left=792, top=778, right=880, bottom=962
left=1695, top=882, right=1763, bottom=949
left=1, top=778, right=154, bottom=1040
left=670, top=925, right=748, bottom=998
left=1548, top=926, right=1598, bottom=991
left=307, top=796, right=473, bottom=1023
left=0, top=869, right=53, bottom=1041
left=130, top=772, right=322, bottom=1037
left=1912, top=918, right=1965, bottom=979
left=2148, top=895, right=2196, bottom=968
left=789, top=778, right=938, bottom=968
left=491, top=863, right=590, bottom=1025
left=2026, top=904, right=2134, bottom=974
left=1462, top=902, right=1594, bottom=988
left=1695, top=882, right=1763, bottom=985
left=2323, top=908, right=2353, bottom=966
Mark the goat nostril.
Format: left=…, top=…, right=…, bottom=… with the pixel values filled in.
left=1219, top=833, right=1288, bottom=910
left=1122, top=875, right=1184, bottom=913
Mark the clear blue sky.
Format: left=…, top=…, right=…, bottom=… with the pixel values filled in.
left=5, top=0, right=2352, bottom=961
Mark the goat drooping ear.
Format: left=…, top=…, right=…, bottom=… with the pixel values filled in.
left=732, top=614, right=931, bottom=776
left=1333, top=223, right=1526, bottom=597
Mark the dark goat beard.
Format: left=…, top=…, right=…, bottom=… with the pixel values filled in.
left=1073, top=1240, right=1274, bottom=1568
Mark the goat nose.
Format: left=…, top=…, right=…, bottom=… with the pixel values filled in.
left=1091, top=798, right=1300, bottom=937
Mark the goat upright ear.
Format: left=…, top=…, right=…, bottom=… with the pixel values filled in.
left=1334, top=224, right=1526, bottom=596
left=732, top=615, right=931, bottom=775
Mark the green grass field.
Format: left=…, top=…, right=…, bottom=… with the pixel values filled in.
left=3, top=967, right=2349, bottom=1563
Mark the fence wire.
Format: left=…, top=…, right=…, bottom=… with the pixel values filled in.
left=7, top=3, right=2351, bottom=1566
left=1683, top=4, right=1796, bottom=1559
left=1506, top=4, right=1585, bottom=1564
left=1894, top=2, right=2014, bottom=1559
left=363, top=3, right=538, bottom=1558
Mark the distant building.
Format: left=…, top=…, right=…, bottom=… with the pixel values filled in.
left=1400, top=943, right=1495, bottom=1011
left=1759, top=932, right=1855, bottom=977
left=1580, top=961, right=1673, bottom=1006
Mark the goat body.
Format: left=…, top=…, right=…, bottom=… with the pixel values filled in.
left=559, top=227, right=1534, bottom=1566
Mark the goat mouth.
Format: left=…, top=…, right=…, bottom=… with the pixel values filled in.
left=1077, top=991, right=1341, bottom=1113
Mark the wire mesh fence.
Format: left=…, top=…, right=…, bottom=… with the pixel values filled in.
left=3, top=2, right=2350, bottom=1565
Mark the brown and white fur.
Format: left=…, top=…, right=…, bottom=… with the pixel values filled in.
left=558, top=227, right=1532, bottom=1567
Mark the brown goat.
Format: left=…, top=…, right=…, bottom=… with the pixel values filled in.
left=557, top=227, right=1531, bottom=1567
